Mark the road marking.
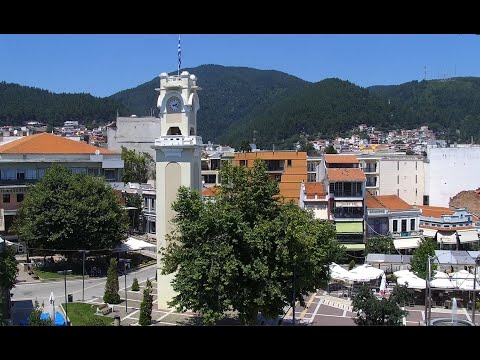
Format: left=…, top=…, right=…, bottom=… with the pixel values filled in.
left=122, top=309, right=140, bottom=322
left=300, top=293, right=316, bottom=319
left=157, top=308, right=175, bottom=322
left=463, top=308, right=472, bottom=322
left=309, top=298, right=324, bottom=324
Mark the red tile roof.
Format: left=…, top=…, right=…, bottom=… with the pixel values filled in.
left=327, top=168, right=365, bottom=182
left=416, top=205, right=454, bottom=218
left=0, top=133, right=117, bottom=154
left=202, top=186, right=220, bottom=197
left=366, top=193, right=413, bottom=210
left=304, top=182, right=326, bottom=199
left=324, top=154, right=359, bottom=164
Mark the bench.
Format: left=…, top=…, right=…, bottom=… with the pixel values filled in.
left=96, top=304, right=112, bottom=316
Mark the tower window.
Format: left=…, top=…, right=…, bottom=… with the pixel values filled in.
left=189, top=127, right=195, bottom=136
left=167, top=127, right=182, bottom=135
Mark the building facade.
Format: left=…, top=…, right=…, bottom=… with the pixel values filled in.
left=299, top=182, right=328, bottom=220
left=234, top=151, right=307, bottom=204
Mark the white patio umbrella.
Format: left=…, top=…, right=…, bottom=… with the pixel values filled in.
left=450, top=270, right=480, bottom=290
left=329, top=263, right=354, bottom=284
left=394, top=269, right=415, bottom=278
left=49, top=292, right=56, bottom=323
left=349, top=264, right=384, bottom=282
left=430, top=271, right=456, bottom=289
left=397, top=275, right=426, bottom=289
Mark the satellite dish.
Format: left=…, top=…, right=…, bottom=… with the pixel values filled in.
left=13, top=129, right=18, bottom=135
left=95, top=150, right=100, bottom=155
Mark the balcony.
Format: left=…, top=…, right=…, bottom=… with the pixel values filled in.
left=366, top=181, right=377, bottom=188
left=330, top=191, right=363, bottom=198
left=154, top=136, right=203, bottom=147
left=363, top=165, right=377, bottom=173
left=390, top=230, right=423, bottom=238
left=331, top=209, right=364, bottom=219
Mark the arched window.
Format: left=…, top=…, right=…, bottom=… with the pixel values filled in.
left=167, top=127, right=182, bottom=135
left=189, top=127, right=195, bottom=135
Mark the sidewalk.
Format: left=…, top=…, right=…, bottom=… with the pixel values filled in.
left=15, top=263, right=41, bottom=284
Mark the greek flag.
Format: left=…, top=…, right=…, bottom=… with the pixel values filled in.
left=177, top=35, right=181, bottom=75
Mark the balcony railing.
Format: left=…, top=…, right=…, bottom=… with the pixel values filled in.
left=364, top=166, right=377, bottom=173
left=390, top=230, right=423, bottom=238
left=331, top=210, right=364, bottom=219
left=155, top=136, right=203, bottom=147
left=331, top=192, right=363, bottom=198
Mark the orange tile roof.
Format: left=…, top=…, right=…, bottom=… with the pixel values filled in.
left=327, top=168, right=365, bottom=182
left=304, top=182, right=326, bottom=198
left=202, top=186, right=220, bottom=197
left=324, top=154, right=359, bottom=164
left=0, top=133, right=117, bottom=154
left=416, top=205, right=454, bottom=218
left=366, top=193, right=413, bottom=210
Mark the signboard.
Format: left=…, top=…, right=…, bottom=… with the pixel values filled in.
left=335, top=201, right=362, bottom=207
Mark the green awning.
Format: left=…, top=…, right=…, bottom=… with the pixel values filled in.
left=342, top=244, right=366, bottom=251
left=336, top=222, right=363, bottom=234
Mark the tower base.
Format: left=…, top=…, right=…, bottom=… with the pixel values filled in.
left=156, top=270, right=177, bottom=310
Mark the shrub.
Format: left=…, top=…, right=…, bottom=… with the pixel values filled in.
left=146, top=278, right=152, bottom=290
left=103, top=258, right=121, bottom=304
left=348, top=260, right=356, bottom=270
left=139, top=288, right=153, bottom=326
left=131, top=278, right=140, bottom=291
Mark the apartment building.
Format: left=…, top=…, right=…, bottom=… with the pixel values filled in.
left=234, top=151, right=307, bottom=204
left=0, top=133, right=123, bottom=235
left=299, top=182, right=328, bottom=220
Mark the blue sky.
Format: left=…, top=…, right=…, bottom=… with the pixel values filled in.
left=0, top=34, right=478, bottom=97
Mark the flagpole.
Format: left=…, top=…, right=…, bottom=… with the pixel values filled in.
left=177, top=34, right=181, bottom=76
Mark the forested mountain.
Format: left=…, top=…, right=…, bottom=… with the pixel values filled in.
left=221, top=78, right=403, bottom=149
left=368, top=77, right=480, bottom=143
left=0, top=82, right=127, bottom=128
left=109, top=64, right=308, bottom=142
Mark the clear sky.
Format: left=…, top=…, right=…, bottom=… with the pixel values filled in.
left=0, top=34, right=478, bottom=98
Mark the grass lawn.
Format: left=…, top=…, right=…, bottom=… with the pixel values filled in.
left=34, top=270, right=82, bottom=280
left=62, top=302, right=113, bottom=326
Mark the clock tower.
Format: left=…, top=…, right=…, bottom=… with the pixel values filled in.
left=153, top=71, right=202, bottom=309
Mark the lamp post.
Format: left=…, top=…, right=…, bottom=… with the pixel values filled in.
left=79, top=250, right=90, bottom=301
left=119, top=258, right=131, bottom=313
left=57, top=269, right=72, bottom=325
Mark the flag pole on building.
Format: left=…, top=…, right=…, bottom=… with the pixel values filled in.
left=177, top=34, right=181, bottom=76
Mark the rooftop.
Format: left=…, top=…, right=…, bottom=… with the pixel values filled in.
left=327, top=168, right=366, bottom=182
left=304, top=182, right=326, bottom=198
left=324, top=154, right=359, bottom=164
left=416, top=205, right=455, bottom=218
left=0, top=133, right=117, bottom=155
left=366, top=193, right=413, bottom=211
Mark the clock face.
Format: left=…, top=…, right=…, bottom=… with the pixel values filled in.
left=168, top=97, right=181, bottom=112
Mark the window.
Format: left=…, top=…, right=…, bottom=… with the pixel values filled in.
left=71, top=168, right=87, bottom=174
left=423, top=195, right=429, bottom=206
left=397, top=161, right=399, bottom=171
left=88, top=168, right=100, bottom=176
left=393, top=220, right=398, bottom=232
left=151, top=198, right=155, bottom=211
left=307, top=173, right=316, bottom=182
left=401, top=219, right=407, bottom=232
left=26, top=169, right=37, bottom=179
left=397, top=189, right=399, bottom=196
left=16, top=170, right=26, bottom=180
left=410, top=219, right=415, bottom=231
left=415, top=188, right=418, bottom=196
left=397, top=175, right=399, bottom=184
left=3, top=194, right=10, bottom=203
left=38, top=169, right=46, bottom=179
left=17, top=193, right=24, bottom=202
left=1, top=169, right=15, bottom=180
left=287, top=159, right=292, bottom=167
left=415, top=162, right=417, bottom=170
left=239, top=160, right=247, bottom=167
left=103, top=169, right=116, bottom=181
left=144, top=198, right=148, bottom=209
left=415, top=175, right=417, bottom=184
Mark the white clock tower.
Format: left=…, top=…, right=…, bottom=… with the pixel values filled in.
left=153, top=71, right=203, bottom=309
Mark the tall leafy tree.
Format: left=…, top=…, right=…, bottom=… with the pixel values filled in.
left=0, top=245, right=18, bottom=323
left=324, top=144, right=337, bottom=154
left=352, top=284, right=411, bottom=326
left=239, top=140, right=252, bottom=153
left=139, top=287, right=153, bottom=326
left=13, top=165, right=128, bottom=256
left=121, top=146, right=155, bottom=184
left=161, top=160, right=344, bottom=325
left=365, top=236, right=396, bottom=255
left=410, top=238, right=437, bottom=279
left=103, top=258, right=121, bottom=304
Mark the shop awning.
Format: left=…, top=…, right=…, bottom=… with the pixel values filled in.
left=393, top=237, right=422, bottom=250
left=336, top=222, right=363, bottom=234
left=342, top=243, right=365, bottom=251
left=421, top=228, right=437, bottom=238
left=457, top=229, right=479, bottom=244
left=437, top=231, right=457, bottom=244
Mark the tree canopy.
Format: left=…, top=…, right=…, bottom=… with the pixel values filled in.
left=365, top=236, right=396, bottom=255
left=121, top=146, right=155, bottom=184
left=161, top=160, right=344, bottom=325
left=410, top=238, right=437, bottom=279
left=13, top=165, right=128, bottom=255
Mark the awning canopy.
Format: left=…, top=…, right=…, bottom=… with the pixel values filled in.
left=457, top=229, right=479, bottom=244
left=336, top=222, right=363, bottom=234
left=113, top=237, right=156, bottom=252
left=437, top=231, right=457, bottom=244
left=393, top=237, right=421, bottom=250
left=342, top=243, right=365, bottom=251
left=366, top=253, right=412, bottom=264
left=421, top=228, right=437, bottom=238
left=434, top=250, right=476, bottom=266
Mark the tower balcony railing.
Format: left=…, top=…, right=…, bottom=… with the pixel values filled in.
left=155, top=135, right=203, bottom=147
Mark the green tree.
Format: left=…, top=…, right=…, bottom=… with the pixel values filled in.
left=351, top=284, right=409, bottom=326
left=348, top=260, right=356, bottom=270
left=324, top=144, right=337, bottom=154
left=0, top=245, right=18, bottom=323
left=13, top=165, right=127, bottom=256
left=103, top=258, right=121, bottom=304
left=131, top=278, right=140, bottom=291
left=297, top=135, right=317, bottom=156
left=365, top=236, right=396, bottom=255
left=161, top=160, right=344, bottom=325
left=28, top=300, right=53, bottom=326
left=239, top=140, right=251, bottom=153
left=410, top=238, right=437, bottom=279
left=145, top=278, right=152, bottom=290
left=121, top=146, right=155, bottom=183
left=139, top=287, right=153, bottom=326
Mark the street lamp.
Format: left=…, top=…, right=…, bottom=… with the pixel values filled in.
left=118, top=258, right=131, bottom=313
left=57, top=269, right=72, bottom=325
left=79, top=250, right=90, bottom=301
